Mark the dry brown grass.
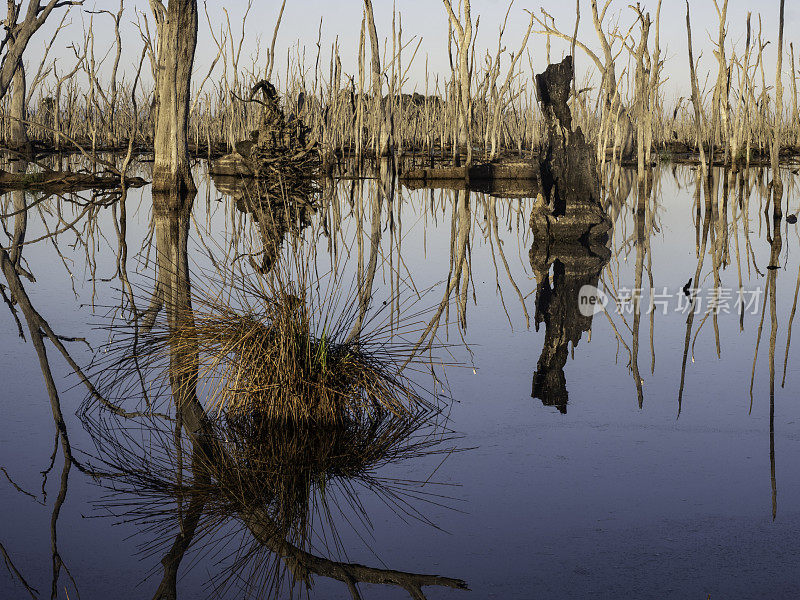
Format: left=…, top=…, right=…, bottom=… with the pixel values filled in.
left=168, top=287, right=431, bottom=424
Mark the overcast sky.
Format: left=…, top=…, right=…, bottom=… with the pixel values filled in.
left=21, top=1, right=800, bottom=104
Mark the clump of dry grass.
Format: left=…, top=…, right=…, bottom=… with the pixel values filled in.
left=77, top=176, right=464, bottom=596
left=171, top=286, right=430, bottom=424
left=82, top=249, right=457, bottom=596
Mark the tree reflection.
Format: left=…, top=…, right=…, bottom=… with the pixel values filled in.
left=529, top=218, right=611, bottom=413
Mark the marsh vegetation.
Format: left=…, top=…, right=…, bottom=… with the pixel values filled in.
left=1, top=0, right=798, bottom=176
left=2, top=0, right=800, bottom=599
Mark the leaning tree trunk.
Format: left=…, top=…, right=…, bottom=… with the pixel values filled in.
left=442, top=0, right=473, bottom=167
left=590, top=0, right=635, bottom=160
left=152, top=0, right=198, bottom=194
left=363, top=0, right=389, bottom=158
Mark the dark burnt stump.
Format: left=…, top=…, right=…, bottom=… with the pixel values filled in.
left=531, top=56, right=610, bottom=241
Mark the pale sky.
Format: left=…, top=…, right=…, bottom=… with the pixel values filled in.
left=20, top=0, right=800, bottom=105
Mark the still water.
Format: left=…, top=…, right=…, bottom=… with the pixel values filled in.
left=1, top=163, right=800, bottom=599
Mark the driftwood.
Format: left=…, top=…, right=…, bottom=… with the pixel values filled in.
left=0, top=168, right=146, bottom=191
left=210, top=78, right=318, bottom=180
left=401, top=159, right=538, bottom=183
left=209, top=143, right=319, bottom=178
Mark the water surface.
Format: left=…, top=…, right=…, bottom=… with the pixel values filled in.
left=1, top=163, right=800, bottom=599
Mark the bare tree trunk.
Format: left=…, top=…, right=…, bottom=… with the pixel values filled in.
left=771, top=0, right=786, bottom=203
left=710, top=0, right=730, bottom=167
left=590, top=0, right=634, bottom=159
left=363, top=0, right=387, bottom=158
left=9, top=61, right=28, bottom=149
left=686, top=1, right=708, bottom=176
left=790, top=43, right=798, bottom=146
left=632, top=8, right=651, bottom=182
left=442, top=0, right=473, bottom=167
left=151, top=0, right=198, bottom=193
left=646, top=0, right=663, bottom=166
left=732, top=13, right=753, bottom=170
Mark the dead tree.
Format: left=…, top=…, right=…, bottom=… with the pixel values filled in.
left=770, top=0, right=786, bottom=204
left=484, top=3, right=535, bottom=160
left=630, top=5, right=651, bottom=180
left=363, top=0, right=390, bottom=157
left=8, top=55, right=28, bottom=149
left=685, top=1, right=708, bottom=175
left=149, top=0, right=199, bottom=193
left=85, top=0, right=125, bottom=147
left=709, top=0, right=731, bottom=166
left=0, top=0, right=81, bottom=101
left=531, top=56, right=610, bottom=240
left=590, top=0, right=635, bottom=158
left=441, top=0, right=474, bottom=167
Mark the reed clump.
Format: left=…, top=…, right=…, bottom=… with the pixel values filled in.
left=173, top=288, right=428, bottom=424
left=85, top=206, right=445, bottom=430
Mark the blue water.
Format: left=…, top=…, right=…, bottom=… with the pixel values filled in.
left=1, top=164, right=799, bottom=599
